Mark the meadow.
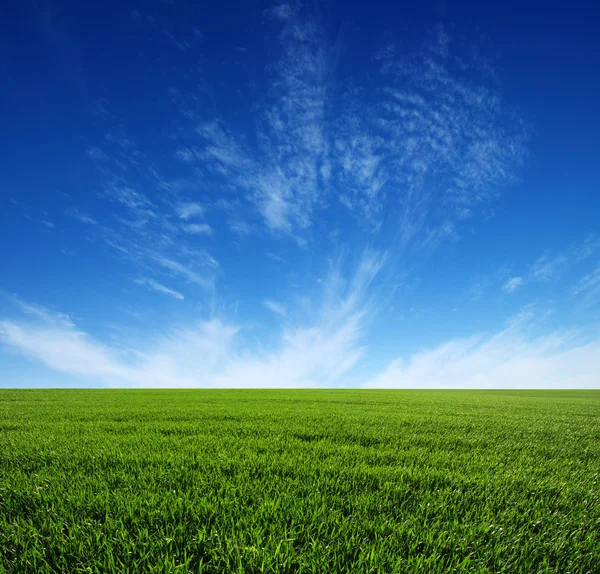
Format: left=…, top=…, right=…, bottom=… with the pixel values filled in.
left=0, top=389, right=599, bottom=573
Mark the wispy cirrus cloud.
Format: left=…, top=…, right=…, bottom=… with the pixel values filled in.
left=528, top=234, right=600, bottom=283
left=251, top=3, right=330, bottom=233
left=531, top=251, right=569, bottom=282
left=105, top=184, right=156, bottom=221
left=574, top=234, right=600, bottom=261
left=467, top=264, right=512, bottom=300
left=86, top=146, right=109, bottom=162
left=5, top=279, right=598, bottom=389
left=466, top=234, right=600, bottom=300
left=334, top=26, right=527, bottom=244
left=170, top=12, right=526, bottom=250
left=175, top=148, right=198, bottom=163
left=10, top=297, right=74, bottom=328
left=174, top=201, right=204, bottom=220
left=182, top=223, right=213, bottom=236
left=0, top=252, right=383, bottom=387
left=0, top=320, right=137, bottom=382
left=503, top=276, right=523, bottom=293
left=134, top=278, right=184, bottom=300
left=65, top=113, right=222, bottom=301
left=177, top=6, right=330, bottom=236
left=263, top=299, right=287, bottom=317
left=572, top=264, right=600, bottom=306
left=155, top=256, right=216, bottom=289
left=66, top=208, right=98, bottom=225
left=65, top=5, right=529, bottom=268
left=366, top=309, right=600, bottom=388
left=197, top=121, right=250, bottom=173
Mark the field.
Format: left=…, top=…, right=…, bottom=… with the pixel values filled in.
left=1, top=390, right=599, bottom=573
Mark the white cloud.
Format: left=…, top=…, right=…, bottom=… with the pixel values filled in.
left=175, top=202, right=204, bottom=220
left=528, top=235, right=599, bottom=284
left=365, top=311, right=600, bottom=389
left=251, top=9, right=329, bottom=233
left=11, top=297, right=74, bottom=328
left=574, top=234, right=600, bottom=262
left=107, top=185, right=155, bottom=212
left=185, top=8, right=329, bottom=235
left=0, top=309, right=237, bottom=387
left=175, top=148, right=197, bottom=163
left=227, top=218, right=253, bottom=236
left=155, top=256, right=215, bottom=288
left=572, top=264, right=600, bottom=306
left=503, top=276, right=523, bottom=293
left=0, top=253, right=383, bottom=387
left=197, top=121, right=250, bottom=170
left=212, top=251, right=386, bottom=388
left=466, top=265, right=512, bottom=301
left=165, top=17, right=526, bottom=247
left=86, top=147, right=109, bottom=162
left=0, top=321, right=136, bottom=381
left=263, top=300, right=287, bottom=317
left=103, top=183, right=157, bottom=230
left=134, top=278, right=184, bottom=300
left=66, top=208, right=98, bottom=225
left=573, top=265, right=600, bottom=295
left=5, top=292, right=598, bottom=389
left=333, top=26, right=528, bottom=239
left=136, top=320, right=240, bottom=387
left=268, top=2, right=295, bottom=21
left=531, top=252, right=568, bottom=281
left=255, top=171, right=294, bottom=232
left=182, top=223, right=213, bottom=236
left=72, top=125, right=225, bottom=301
left=210, top=315, right=364, bottom=388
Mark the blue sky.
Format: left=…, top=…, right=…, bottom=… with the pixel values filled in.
left=1, top=0, right=599, bottom=388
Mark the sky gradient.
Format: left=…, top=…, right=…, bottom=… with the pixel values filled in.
left=1, top=0, right=599, bottom=388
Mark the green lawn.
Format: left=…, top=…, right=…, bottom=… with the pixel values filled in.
left=1, top=390, right=599, bottom=573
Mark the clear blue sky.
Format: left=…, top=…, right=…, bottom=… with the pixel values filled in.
left=1, top=0, right=599, bottom=387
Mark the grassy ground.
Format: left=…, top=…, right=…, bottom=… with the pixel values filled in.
left=1, top=390, right=599, bottom=573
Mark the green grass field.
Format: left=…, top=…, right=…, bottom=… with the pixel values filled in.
left=1, top=390, right=599, bottom=573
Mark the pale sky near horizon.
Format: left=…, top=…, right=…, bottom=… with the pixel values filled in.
left=1, top=0, right=599, bottom=388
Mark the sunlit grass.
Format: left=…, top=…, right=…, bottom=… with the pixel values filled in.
left=1, top=390, right=599, bottom=572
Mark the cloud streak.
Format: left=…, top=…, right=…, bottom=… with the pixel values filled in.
left=528, top=234, right=600, bottom=283
left=365, top=310, right=600, bottom=389
left=572, top=264, right=600, bottom=307
left=1, top=252, right=383, bottom=387
left=175, top=202, right=204, bottom=220
left=155, top=256, right=216, bottom=289
left=263, top=300, right=287, bottom=317
left=134, top=278, right=185, bottom=300
left=503, top=276, right=523, bottom=293
left=182, top=223, right=213, bottom=236
left=173, top=14, right=527, bottom=247
left=66, top=208, right=98, bottom=225
left=332, top=26, right=528, bottom=244
left=531, top=252, right=568, bottom=282
left=4, top=295, right=599, bottom=389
